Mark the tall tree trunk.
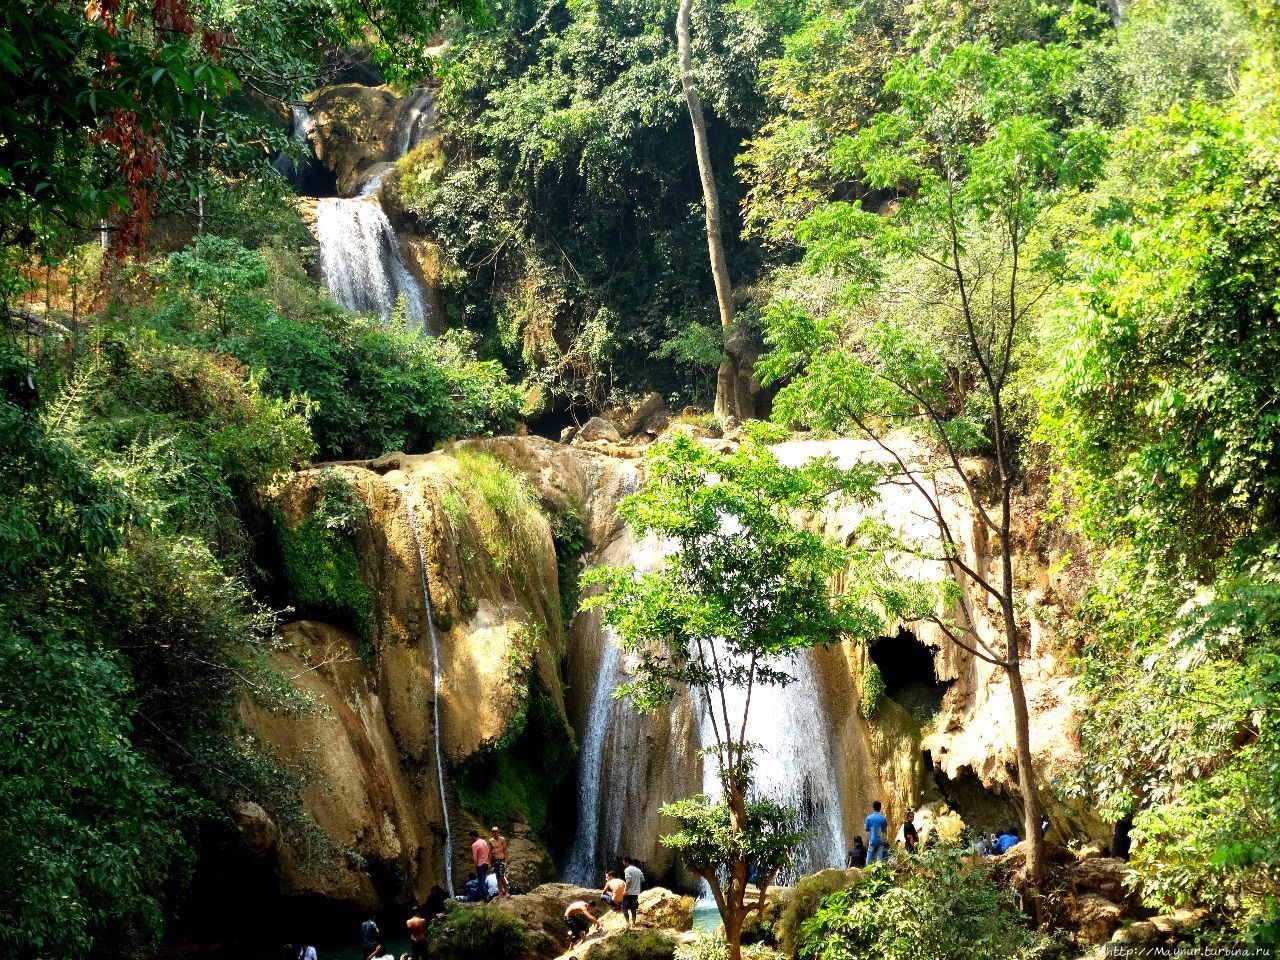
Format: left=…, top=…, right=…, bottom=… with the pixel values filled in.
left=675, top=0, right=748, bottom=421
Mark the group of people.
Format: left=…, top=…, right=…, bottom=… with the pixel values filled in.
left=348, top=904, right=432, bottom=960
left=469, top=827, right=512, bottom=900
left=849, top=801, right=1051, bottom=867
left=564, top=857, right=645, bottom=945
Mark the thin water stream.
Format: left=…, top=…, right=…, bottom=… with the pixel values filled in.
left=406, top=497, right=454, bottom=896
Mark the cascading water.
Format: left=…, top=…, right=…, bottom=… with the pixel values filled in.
left=406, top=498, right=455, bottom=896
left=389, top=87, right=438, bottom=160
left=698, top=644, right=848, bottom=884
left=314, top=193, right=429, bottom=324
left=308, top=86, right=437, bottom=328
left=566, top=488, right=850, bottom=889
left=563, top=628, right=648, bottom=884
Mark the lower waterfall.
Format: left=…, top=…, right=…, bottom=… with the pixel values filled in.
left=406, top=498, right=455, bottom=896
left=315, top=189, right=429, bottom=326
left=699, top=644, right=848, bottom=884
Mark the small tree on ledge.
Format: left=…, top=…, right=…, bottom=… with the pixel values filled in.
left=583, top=429, right=936, bottom=960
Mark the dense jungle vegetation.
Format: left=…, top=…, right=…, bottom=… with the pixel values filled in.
left=3, top=0, right=1280, bottom=955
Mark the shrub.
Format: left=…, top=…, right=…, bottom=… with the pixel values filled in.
left=450, top=449, right=545, bottom=578
left=859, top=663, right=885, bottom=721
left=586, top=930, right=678, bottom=960
left=776, top=868, right=857, bottom=957
left=277, top=470, right=372, bottom=637
left=797, top=849, right=1035, bottom=960
left=429, top=903, right=529, bottom=960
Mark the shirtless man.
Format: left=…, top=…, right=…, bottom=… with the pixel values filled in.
left=489, top=826, right=510, bottom=897
left=405, top=907, right=427, bottom=960
left=600, top=870, right=627, bottom=911
left=564, top=898, right=602, bottom=944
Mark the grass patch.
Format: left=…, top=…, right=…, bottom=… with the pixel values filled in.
left=428, top=902, right=528, bottom=960
left=450, top=449, right=545, bottom=579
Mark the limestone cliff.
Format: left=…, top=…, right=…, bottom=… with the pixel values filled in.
left=232, top=431, right=1106, bottom=916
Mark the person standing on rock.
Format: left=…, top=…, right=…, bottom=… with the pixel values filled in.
left=622, top=856, right=644, bottom=927
left=864, top=801, right=889, bottom=865
left=601, top=870, right=627, bottom=911
left=406, top=907, right=427, bottom=960
left=490, top=826, right=510, bottom=898
left=565, top=898, right=603, bottom=945
left=470, top=829, right=492, bottom=889
left=901, top=811, right=919, bottom=855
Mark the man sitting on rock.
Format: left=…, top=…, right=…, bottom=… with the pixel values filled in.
left=565, top=898, right=602, bottom=944
left=601, top=870, right=627, bottom=911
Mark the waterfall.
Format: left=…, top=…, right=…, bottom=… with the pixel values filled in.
left=406, top=498, right=455, bottom=896
left=315, top=194, right=429, bottom=325
left=698, top=645, right=847, bottom=884
left=389, top=88, right=438, bottom=160
left=563, top=629, right=649, bottom=884
left=565, top=494, right=850, bottom=888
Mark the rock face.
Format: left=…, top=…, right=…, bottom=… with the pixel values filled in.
left=231, top=432, right=1109, bottom=919
left=304, top=84, right=402, bottom=196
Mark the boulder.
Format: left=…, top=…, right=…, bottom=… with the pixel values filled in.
left=483, top=884, right=689, bottom=960
left=606, top=392, right=665, bottom=438
left=304, top=84, right=400, bottom=195
left=1071, top=893, right=1125, bottom=944
left=1065, top=856, right=1135, bottom=904
left=575, top=417, right=623, bottom=444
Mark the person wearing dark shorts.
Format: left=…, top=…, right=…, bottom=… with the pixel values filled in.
left=564, top=899, right=601, bottom=944
left=490, top=826, right=510, bottom=897
left=622, top=856, right=644, bottom=927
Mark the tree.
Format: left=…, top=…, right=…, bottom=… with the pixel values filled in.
left=676, top=0, right=751, bottom=421
left=584, top=431, right=935, bottom=960
left=757, top=40, right=1107, bottom=898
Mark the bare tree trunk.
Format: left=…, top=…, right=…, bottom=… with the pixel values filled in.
left=675, top=0, right=748, bottom=421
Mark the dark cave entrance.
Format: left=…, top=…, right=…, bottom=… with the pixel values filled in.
left=868, top=628, right=950, bottom=722
left=929, top=760, right=1026, bottom=837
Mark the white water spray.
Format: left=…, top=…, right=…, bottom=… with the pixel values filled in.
left=314, top=195, right=429, bottom=325
left=406, top=498, right=454, bottom=895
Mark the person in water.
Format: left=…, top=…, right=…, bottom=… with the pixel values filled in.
left=298, top=944, right=318, bottom=960
left=847, top=836, right=866, bottom=867
left=470, top=829, right=492, bottom=888
left=622, top=856, right=644, bottom=927
left=361, top=913, right=380, bottom=960
left=565, top=898, right=602, bottom=944
left=366, top=944, right=394, bottom=960
left=601, top=870, right=627, bottom=911
left=406, top=907, right=427, bottom=960
left=864, top=801, right=890, bottom=865
left=490, top=826, right=510, bottom=898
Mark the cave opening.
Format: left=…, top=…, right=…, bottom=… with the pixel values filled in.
left=868, top=628, right=950, bottom=721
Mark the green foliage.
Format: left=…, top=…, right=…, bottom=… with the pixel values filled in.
left=277, top=471, right=373, bottom=636
left=798, top=848, right=1035, bottom=960
left=550, top=501, right=587, bottom=628
left=775, top=868, right=856, bottom=957
left=453, top=686, right=577, bottom=834
left=396, top=0, right=780, bottom=409
left=1114, top=0, right=1250, bottom=118
left=450, top=449, right=546, bottom=579
left=858, top=663, right=885, bottom=721
left=586, top=929, right=679, bottom=960
left=428, top=902, right=531, bottom=960
left=151, top=236, right=519, bottom=458
left=0, top=330, right=312, bottom=958
left=661, top=793, right=807, bottom=882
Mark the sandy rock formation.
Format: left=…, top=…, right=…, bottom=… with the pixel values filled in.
left=232, top=430, right=1110, bottom=918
